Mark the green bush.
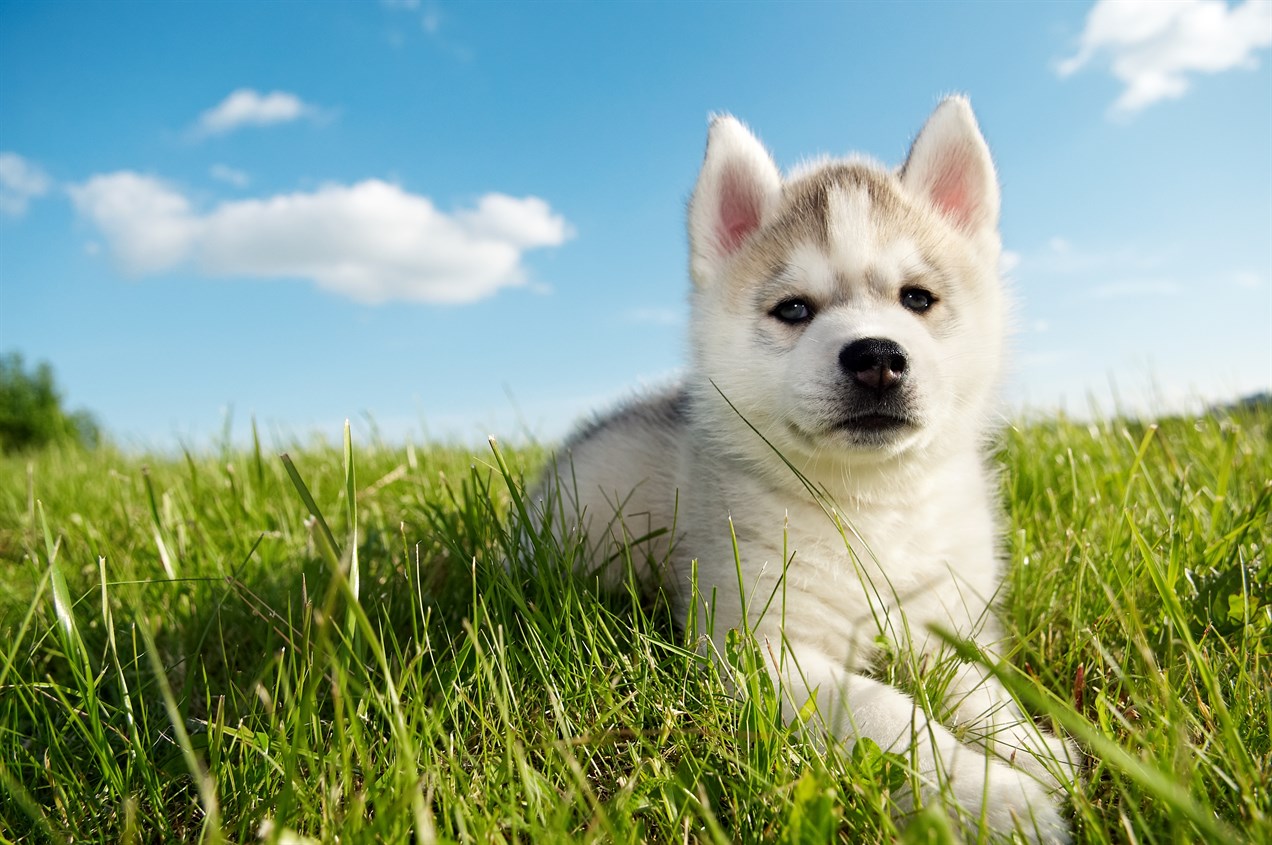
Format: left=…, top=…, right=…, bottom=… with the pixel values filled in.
left=0, top=351, right=100, bottom=453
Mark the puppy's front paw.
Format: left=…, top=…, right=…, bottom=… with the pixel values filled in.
left=1003, top=725, right=1081, bottom=793
left=976, top=758, right=1072, bottom=845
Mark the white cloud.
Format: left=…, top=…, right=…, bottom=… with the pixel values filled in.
left=0, top=152, right=51, bottom=217
left=1058, top=0, right=1272, bottom=115
left=69, top=173, right=573, bottom=304
left=68, top=173, right=198, bottom=274
left=210, top=164, right=250, bottom=188
left=457, top=194, right=570, bottom=247
left=191, top=89, right=322, bottom=138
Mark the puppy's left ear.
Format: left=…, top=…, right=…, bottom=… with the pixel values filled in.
left=901, top=96, right=1000, bottom=237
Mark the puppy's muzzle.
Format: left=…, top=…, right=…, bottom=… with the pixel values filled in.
left=840, top=338, right=908, bottom=396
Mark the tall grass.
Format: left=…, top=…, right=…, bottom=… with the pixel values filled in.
left=0, top=406, right=1267, bottom=843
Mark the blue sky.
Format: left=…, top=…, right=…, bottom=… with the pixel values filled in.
left=1, top=0, right=1269, bottom=450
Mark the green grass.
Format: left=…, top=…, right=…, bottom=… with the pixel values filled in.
left=0, top=407, right=1268, bottom=844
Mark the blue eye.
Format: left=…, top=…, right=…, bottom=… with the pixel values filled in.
left=901, top=288, right=935, bottom=313
left=772, top=298, right=814, bottom=324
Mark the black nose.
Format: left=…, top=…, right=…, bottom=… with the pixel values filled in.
left=839, top=338, right=908, bottom=392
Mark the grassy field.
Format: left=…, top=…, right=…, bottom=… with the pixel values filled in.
left=0, top=406, right=1268, bottom=844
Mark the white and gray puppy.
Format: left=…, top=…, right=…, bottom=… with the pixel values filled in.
left=534, top=97, right=1076, bottom=842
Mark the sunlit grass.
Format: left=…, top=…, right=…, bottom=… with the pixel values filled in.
left=0, top=406, right=1267, bottom=843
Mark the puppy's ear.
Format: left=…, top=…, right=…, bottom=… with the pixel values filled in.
left=901, top=96, right=1000, bottom=237
left=688, top=115, right=781, bottom=286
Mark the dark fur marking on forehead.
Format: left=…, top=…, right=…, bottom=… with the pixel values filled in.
left=770, top=164, right=906, bottom=247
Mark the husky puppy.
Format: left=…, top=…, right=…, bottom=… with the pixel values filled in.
left=535, top=97, right=1076, bottom=842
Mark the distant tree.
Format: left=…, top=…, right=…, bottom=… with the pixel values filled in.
left=0, top=352, right=101, bottom=453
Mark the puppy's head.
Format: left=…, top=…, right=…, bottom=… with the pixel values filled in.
left=686, top=98, right=1006, bottom=473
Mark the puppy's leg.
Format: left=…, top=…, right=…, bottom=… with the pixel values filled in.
left=774, top=648, right=1071, bottom=844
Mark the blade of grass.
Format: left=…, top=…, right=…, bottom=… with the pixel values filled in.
left=934, top=627, right=1235, bottom=842
left=141, top=467, right=178, bottom=578
left=344, top=420, right=361, bottom=637
left=280, top=452, right=342, bottom=570
left=138, top=618, right=223, bottom=843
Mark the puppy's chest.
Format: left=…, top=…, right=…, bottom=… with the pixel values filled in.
left=700, top=494, right=955, bottom=661
left=724, top=491, right=949, bottom=594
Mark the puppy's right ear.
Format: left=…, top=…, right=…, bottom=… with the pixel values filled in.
left=688, top=115, right=781, bottom=286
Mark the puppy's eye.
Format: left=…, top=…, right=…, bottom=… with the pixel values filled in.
left=772, top=298, right=814, bottom=325
left=900, top=287, right=935, bottom=314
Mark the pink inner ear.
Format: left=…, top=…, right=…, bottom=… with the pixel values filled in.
left=927, top=150, right=979, bottom=230
left=716, top=165, right=764, bottom=254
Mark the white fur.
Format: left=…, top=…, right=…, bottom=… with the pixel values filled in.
left=688, top=115, right=782, bottom=284
left=902, top=96, right=1002, bottom=243
left=535, top=97, right=1076, bottom=843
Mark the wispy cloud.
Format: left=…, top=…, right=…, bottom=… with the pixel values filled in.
left=1014, top=236, right=1188, bottom=300
left=999, top=249, right=1022, bottom=278
left=1022, top=236, right=1165, bottom=276
left=1088, top=279, right=1183, bottom=299
left=1017, top=349, right=1071, bottom=369
left=382, top=0, right=471, bottom=60
left=209, top=164, right=250, bottom=188
left=190, top=89, right=325, bottom=139
left=624, top=307, right=684, bottom=327
left=68, top=173, right=573, bottom=304
left=1058, top=0, right=1272, bottom=116
left=0, top=152, right=51, bottom=217
left=421, top=4, right=442, bottom=34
